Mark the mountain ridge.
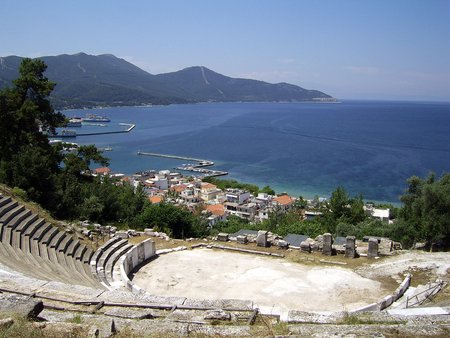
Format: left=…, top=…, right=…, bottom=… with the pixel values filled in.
left=0, top=53, right=335, bottom=108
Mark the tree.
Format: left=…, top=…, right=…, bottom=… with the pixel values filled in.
left=260, top=185, right=275, bottom=195
left=0, top=58, right=65, bottom=208
left=329, top=186, right=350, bottom=219
left=399, top=173, right=450, bottom=250
left=63, top=145, right=109, bottom=177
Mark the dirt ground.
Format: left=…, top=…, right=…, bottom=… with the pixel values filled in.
left=132, top=248, right=390, bottom=315
left=356, top=251, right=450, bottom=285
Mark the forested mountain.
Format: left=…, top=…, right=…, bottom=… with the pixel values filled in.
left=0, top=53, right=333, bottom=108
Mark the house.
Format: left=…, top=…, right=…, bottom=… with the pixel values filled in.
left=93, top=167, right=111, bottom=176
left=257, top=206, right=271, bottom=221
left=225, top=189, right=250, bottom=204
left=170, top=184, right=188, bottom=195
left=364, top=204, right=390, bottom=222
left=273, top=194, right=294, bottom=211
left=225, top=201, right=258, bottom=220
left=205, top=204, right=227, bottom=226
left=146, top=177, right=168, bottom=190
left=199, top=182, right=222, bottom=202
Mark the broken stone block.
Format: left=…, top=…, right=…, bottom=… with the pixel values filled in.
left=237, top=235, right=248, bottom=244
left=300, top=241, right=311, bottom=253
left=115, top=231, right=129, bottom=239
left=144, top=228, right=154, bottom=235
left=345, top=236, right=357, bottom=258
left=368, top=237, right=379, bottom=258
left=217, top=233, right=229, bottom=242
left=0, top=294, right=43, bottom=319
left=322, top=233, right=334, bottom=255
left=0, top=318, right=14, bottom=329
left=277, top=240, right=289, bottom=249
left=204, top=309, right=231, bottom=321
left=256, top=230, right=268, bottom=247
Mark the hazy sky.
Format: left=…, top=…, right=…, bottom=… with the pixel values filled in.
left=2, top=0, right=449, bottom=101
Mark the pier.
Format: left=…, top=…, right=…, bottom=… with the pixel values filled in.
left=77, top=123, right=135, bottom=136
left=49, top=123, right=135, bottom=138
left=137, top=151, right=228, bottom=178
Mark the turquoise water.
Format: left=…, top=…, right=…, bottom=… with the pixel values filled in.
left=63, top=101, right=450, bottom=203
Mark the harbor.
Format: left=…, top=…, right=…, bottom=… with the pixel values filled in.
left=137, top=151, right=228, bottom=178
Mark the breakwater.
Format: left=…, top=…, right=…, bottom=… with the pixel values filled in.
left=77, top=123, right=135, bottom=136
left=49, top=123, right=135, bottom=138
left=137, top=151, right=228, bottom=177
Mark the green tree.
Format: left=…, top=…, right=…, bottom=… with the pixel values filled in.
left=329, top=186, right=350, bottom=219
left=399, top=173, right=450, bottom=250
left=0, top=59, right=65, bottom=207
left=133, top=202, right=205, bottom=238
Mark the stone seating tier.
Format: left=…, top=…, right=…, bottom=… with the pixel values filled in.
left=0, top=195, right=102, bottom=288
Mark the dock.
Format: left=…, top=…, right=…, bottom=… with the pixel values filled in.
left=49, top=123, right=136, bottom=138
left=137, top=151, right=228, bottom=178
left=77, top=123, right=135, bottom=136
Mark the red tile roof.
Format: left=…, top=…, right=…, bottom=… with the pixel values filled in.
left=206, top=204, right=225, bottom=216
left=170, top=184, right=188, bottom=193
left=149, top=196, right=163, bottom=204
left=201, top=182, right=217, bottom=190
left=94, top=167, right=111, bottom=175
left=274, top=195, right=294, bottom=205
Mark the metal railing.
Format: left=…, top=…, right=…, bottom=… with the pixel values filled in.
left=406, top=280, right=445, bottom=308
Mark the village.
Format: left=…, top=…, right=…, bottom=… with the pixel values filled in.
left=91, top=165, right=391, bottom=233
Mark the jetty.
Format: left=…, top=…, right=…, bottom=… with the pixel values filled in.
left=137, top=151, right=228, bottom=178
left=77, top=123, right=135, bottom=136
left=49, top=123, right=136, bottom=138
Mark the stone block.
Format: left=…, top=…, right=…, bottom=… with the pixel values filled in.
left=236, top=235, right=248, bottom=244
left=204, top=309, right=231, bottom=321
left=217, top=233, right=229, bottom=242
left=256, top=230, right=268, bottom=247
left=322, top=233, right=333, bottom=255
left=345, top=236, right=357, bottom=258
left=115, top=231, right=128, bottom=239
left=277, top=240, right=289, bottom=249
left=0, top=294, right=44, bottom=319
left=300, top=240, right=311, bottom=253
left=368, top=237, right=379, bottom=258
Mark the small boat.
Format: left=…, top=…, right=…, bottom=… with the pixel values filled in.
left=82, top=113, right=111, bottom=122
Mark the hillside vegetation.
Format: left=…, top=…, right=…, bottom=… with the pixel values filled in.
left=0, top=53, right=333, bottom=108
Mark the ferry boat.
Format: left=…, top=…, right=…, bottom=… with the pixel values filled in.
left=66, top=118, right=83, bottom=127
left=82, top=113, right=111, bottom=123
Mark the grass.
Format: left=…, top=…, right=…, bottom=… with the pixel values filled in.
left=339, top=312, right=406, bottom=326
left=66, top=314, right=83, bottom=324
left=250, top=315, right=290, bottom=336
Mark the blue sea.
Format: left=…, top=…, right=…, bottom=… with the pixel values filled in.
left=63, top=101, right=450, bottom=204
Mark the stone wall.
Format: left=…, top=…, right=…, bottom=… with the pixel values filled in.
left=120, top=238, right=156, bottom=293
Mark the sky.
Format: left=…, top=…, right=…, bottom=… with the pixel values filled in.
left=1, top=0, right=450, bottom=101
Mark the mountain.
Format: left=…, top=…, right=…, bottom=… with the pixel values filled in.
left=0, top=53, right=334, bottom=108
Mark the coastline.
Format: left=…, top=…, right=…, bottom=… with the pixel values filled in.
left=62, top=101, right=449, bottom=206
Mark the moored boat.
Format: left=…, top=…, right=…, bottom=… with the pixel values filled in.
left=66, top=118, right=83, bottom=127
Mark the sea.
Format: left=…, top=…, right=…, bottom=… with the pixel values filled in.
left=61, top=100, right=450, bottom=204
